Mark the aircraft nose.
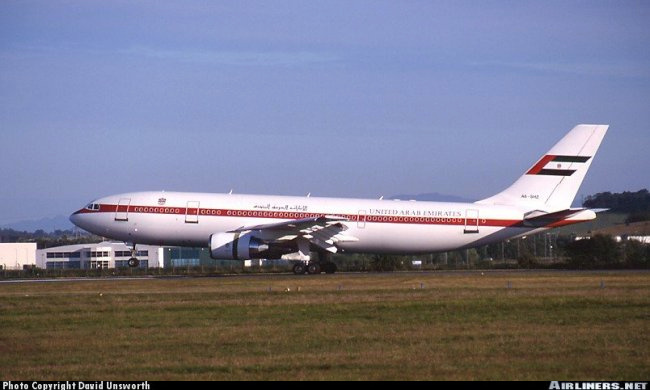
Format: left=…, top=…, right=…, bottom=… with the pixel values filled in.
left=69, top=209, right=84, bottom=228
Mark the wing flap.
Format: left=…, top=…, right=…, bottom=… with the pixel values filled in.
left=228, top=215, right=347, bottom=233
left=227, top=215, right=356, bottom=253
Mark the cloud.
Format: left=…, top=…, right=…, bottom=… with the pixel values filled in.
left=1, top=43, right=341, bottom=69
left=124, top=46, right=340, bottom=68
left=470, top=60, right=650, bottom=79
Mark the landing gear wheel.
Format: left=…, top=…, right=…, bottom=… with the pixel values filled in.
left=127, top=257, right=140, bottom=268
left=292, top=262, right=306, bottom=275
left=323, top=262, right=337, bottom=274
left=307, top=263, right=321, bottom=275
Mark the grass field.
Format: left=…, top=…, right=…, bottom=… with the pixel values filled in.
left=1, top=271, right=648, bottom=380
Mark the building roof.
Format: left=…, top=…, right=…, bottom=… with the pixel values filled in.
left=38, top=241, right=133, bottom=252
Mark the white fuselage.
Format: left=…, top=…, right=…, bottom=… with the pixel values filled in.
left=69, top=125, right=607, bottom=260
left=70, top=191, right=588, bottom=254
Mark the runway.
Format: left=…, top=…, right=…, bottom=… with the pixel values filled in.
left=1, top=268, right=648, bottom=284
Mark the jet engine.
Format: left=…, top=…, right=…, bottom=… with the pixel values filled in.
left=209, top=232, right=293, bottom=260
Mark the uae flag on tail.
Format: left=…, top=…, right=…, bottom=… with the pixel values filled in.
left=526, top=155, right=591, bottom=176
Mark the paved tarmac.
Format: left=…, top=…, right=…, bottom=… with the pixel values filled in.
left=1, top=268, right=648, bottom=284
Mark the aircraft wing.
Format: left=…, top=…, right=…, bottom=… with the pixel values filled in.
left=228, top=215, right=358, bottom=253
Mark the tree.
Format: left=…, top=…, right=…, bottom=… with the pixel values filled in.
left=565, top=234, right=621, bottom=269
left=623, top=240, right=649, bottom=268
left=371, top=254, right=407, bottom=272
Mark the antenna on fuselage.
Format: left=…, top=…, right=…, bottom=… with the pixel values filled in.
left=228, top=189, right=233, bottom=195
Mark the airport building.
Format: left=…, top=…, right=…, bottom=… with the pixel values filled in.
left=36, top=242, right=164, bottom=269
left=35, top=242, right=248, bottom=270
left=6, top=241, right=288, bottom=270
left=0, top=243, right=37, bottom=270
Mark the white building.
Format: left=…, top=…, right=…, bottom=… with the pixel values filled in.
left=0, top=243, right=37, bottom=270
left=575, top=235, right=650, bottom=244
left=36, top=241, right=164, bottom=269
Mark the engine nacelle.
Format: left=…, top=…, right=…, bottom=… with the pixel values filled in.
left=209, top=232, right=293, bottom=260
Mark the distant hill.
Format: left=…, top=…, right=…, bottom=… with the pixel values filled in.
left=389, top=192, right=475, bottom=203
left=583, top=189, right=650, bottom=224
left=583, top=189, right=650, bottom=213
left=1, top=215, right=74, bottom=233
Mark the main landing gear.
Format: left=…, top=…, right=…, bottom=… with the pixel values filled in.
left=292, top=262, right=307, bottom=275
left=127, top=244, right=139, bottom=268
left=292, top=261, right=337, bottom=275
left=291, top=248, right=338, bottom=275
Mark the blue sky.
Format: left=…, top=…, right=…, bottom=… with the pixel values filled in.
left=1, top=1, right=649, bottom=224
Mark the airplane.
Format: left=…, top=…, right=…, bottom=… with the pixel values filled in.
left=70, top=124, right=608, bottom=274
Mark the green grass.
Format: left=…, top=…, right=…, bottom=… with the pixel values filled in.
left=1, top=271, right=648, bottom=380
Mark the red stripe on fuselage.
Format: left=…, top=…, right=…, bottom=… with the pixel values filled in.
left=74, top=204, right=589, bottom=229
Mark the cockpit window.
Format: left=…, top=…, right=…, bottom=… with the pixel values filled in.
left=85, top=203, right=101, bottom=211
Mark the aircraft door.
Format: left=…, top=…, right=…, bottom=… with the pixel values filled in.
left=115, top=198, right=131, bottom=221
left=357, top=210, right=367, bottom=229
left=464, top=209, right=479, bottom=234
left=185, top=201, right=200, bottom=223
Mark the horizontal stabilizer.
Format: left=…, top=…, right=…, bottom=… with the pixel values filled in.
left=522, top=208, right=596, bottom=227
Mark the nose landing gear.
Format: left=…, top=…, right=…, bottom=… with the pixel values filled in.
left=128, top=244, right=139, bottom=268
left=127, top=257, right=140, bottom=268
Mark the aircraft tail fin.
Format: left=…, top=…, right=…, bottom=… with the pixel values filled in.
left=476, top=124, right=608, bottom=211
